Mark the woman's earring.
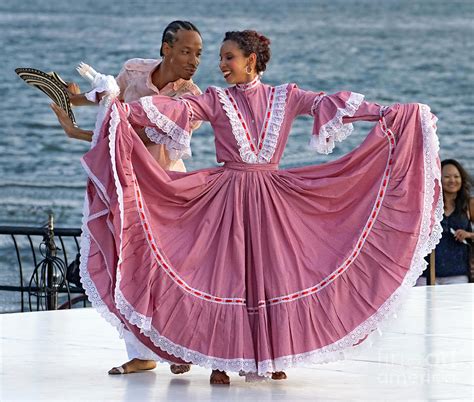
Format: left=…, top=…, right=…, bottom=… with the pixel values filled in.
left=245, top=65, right=252, bottom=75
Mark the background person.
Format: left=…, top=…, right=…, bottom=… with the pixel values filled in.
left=417, top=159, right=473, bottom=285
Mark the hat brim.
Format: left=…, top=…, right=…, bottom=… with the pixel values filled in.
left=15, top=67, right=77, bottom=126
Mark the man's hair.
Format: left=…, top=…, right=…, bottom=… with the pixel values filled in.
left=160, top=21, right=201, bottom=57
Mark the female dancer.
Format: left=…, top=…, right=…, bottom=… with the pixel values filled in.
left=79, top=30, right=442, bottom=382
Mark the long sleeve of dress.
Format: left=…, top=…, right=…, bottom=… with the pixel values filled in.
left=289, top=85, right=387, bottom=154
left=125, top=88, right=218, bottom=160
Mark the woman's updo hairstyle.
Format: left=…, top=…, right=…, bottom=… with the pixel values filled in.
left=223, top=30, right=271, bottom=74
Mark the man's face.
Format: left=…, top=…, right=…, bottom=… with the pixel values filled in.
left=163, top=30, right=202, bottom=80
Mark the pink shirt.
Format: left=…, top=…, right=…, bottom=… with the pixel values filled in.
left=116, top=58, right=201, bottom=171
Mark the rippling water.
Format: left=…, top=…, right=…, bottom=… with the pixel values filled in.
left=0, top=0, right=473, bottom=311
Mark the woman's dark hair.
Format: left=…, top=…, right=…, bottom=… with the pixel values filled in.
left=223, top=30, right=271, bottom=73
left=160, top=21, right=201, bottom=57
left=441, top=159, right=472, bottom=214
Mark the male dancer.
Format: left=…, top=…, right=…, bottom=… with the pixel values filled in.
left=52, top=21, right=231, bottom=385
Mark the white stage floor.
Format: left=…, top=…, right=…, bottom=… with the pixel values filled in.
left=1, top=284, right=473, bottom=401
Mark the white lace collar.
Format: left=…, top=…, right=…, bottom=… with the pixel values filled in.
left=214, top=84, right=288, bottom=164
left=234, top=76, right=261, bottom=91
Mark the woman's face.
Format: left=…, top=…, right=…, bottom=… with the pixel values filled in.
left=219, top=40, right=253, bottom=84
left=442, top=164, right=462, bottom=195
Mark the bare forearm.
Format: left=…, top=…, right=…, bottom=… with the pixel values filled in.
left=68, top=127, right=93, bottom=142
left=70, top=93, right=97, bottom=106
left=50, top=103, right=93, bottom=142
left=65, top=82, right=96, bottom=106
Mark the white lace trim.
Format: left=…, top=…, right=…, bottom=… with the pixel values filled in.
left=140, top=96, right=191, bottom=151
left=145, top=127, right=192, bottom=160
left=123, top=329, right=171, bottom=362
left=90, top=104, right=108, bottom=148
left=215, top=85, right=288, bottom=164
left=215, top=87, right=256, bottom=163
left=310, top=93, right=325, bottom=116
left=81, top=103, right=442, bottom=376
left=79, top=106, right=126, bottom=338
left=115, top=286, right=257, bottom=373
left=309, top=92, right=365, bottom=155
left=235, top=76, right=261, bottom=91
left=258, top=84, right=288, bottom=163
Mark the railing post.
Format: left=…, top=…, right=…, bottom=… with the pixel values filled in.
left=45, top=214, right=59, bottom=310
left=427, top=250, right=436, bottom=286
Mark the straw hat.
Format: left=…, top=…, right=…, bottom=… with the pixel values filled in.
left=15, top=67, right=77, bottom=126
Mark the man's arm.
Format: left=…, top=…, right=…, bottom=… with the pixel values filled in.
left=50, top=102, right=152, bottom=145
left=66, top=82, right=97, bottom=106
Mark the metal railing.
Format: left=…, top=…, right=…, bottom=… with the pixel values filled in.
left=0, top=216, right=458, bottom=312
left=0, top=215, right=87, bottom=312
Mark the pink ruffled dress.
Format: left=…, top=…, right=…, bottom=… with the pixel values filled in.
left=80, top=76, right=442, bottom=376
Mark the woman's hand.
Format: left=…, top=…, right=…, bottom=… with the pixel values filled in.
left=454, top=229, right=472, bottom=242
left=50, top=103, right=93, bottom=142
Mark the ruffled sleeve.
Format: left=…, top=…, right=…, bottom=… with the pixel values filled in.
left=287, top=86, right=368, bottom=155
left=126, top=89, right=216, bottom=160
left=310, top=91, right=365, bottom=154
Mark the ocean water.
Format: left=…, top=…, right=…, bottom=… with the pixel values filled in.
left=0, top=0, right=473, bottom=311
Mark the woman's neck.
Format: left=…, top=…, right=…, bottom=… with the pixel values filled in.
left=235, top=75, right=260, bottom=91
left=444, top=192, right=457, bottom=213
left=242, top=73, right=258, bottom=83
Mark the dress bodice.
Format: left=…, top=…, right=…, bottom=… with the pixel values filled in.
left=126, top=78, right=384, bottom=166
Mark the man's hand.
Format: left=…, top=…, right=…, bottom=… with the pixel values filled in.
left=64, top=81, right=96, bottom=106
left=50, top=103, right=93, bottom=142
left=66, top=82, right=81, bottom=95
